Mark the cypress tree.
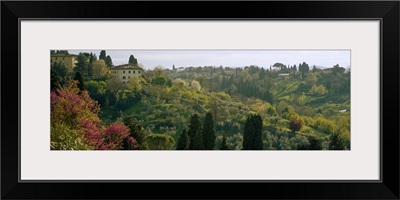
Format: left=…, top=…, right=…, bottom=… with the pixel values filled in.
left=253, top=114, right=263, bottom=150
left=243, top=114, right=263, bottom=150
left=99, top=50, right=106, bottom=60
left=220, top=136, right=231, bottom=150
left=243, top=116, right=255, bottom=150
left=74, top=53, right=89, bottom=76
left=74, top=72, right=85, bottom=91
left=192, top=128, right=205, bottom=150
left=105, top=55, right=113, bottom=68
left=202, top=112, right=216, bottom=150
left=259, top=67, right=266, bottom=80
left=129, top=55, right=138, bottom=65
left=89, top=52, right=95, bottom=63
left=50, top=69, right=61, bottom=91
left=188, top=114, right=202, bottom=150
left=177, top=129, right=190, bottom=150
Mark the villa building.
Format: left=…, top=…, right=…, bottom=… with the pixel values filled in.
left=50, top=54, right=78, bottom=73
left=110, top=64, right=144, bottom=83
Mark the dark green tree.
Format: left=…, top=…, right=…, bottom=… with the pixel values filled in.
left=99, top=50, right=106, bottom=60
left=220, top=136, right=231, bottom=150
left=243, top=114, right=263, bottom=150
left=51, top=62, right=68, bottom=78
left=299, top=62, right=309, bottom=78
left=252, top=114, right=263, bottom=150
left=192, top=128, right=205, bottom=150
left=51, top=68, right=61, bottom=91
left=308, top=135, right=322, bottom=150
left=262, top=90, right=274, bottom=105
left=202, top=112, right=216, bottom=150
left=152, top=76, right=167, bottom=85
left=89, top=52, right=97, bottom=63
left=177, top=129, right=190, bottom=150
left=88, top=64, right=94, bottom=78
left=105, top=55, right=113, bottom=68
left=243, top=116, right=255, bottom=150
left=312, top=65, right=317, bottom=72
left=332, top=64, right=345, bottom=75
left=259, top=67, right=266, bottom=80
left=188, top=114, right=202, bottom=150
left=74, top=53, right=89, bottom=76
left=73, top=72, right=85, bottom=91
left=329, top=133, right=346, bottom=150
left=123, top=116, right=148, bottom=150
left=129, top=55, right=138, bottom=65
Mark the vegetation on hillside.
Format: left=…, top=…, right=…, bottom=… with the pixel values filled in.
left=50, top=50, right=350, bottom=150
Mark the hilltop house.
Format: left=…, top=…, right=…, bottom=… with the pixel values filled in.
left=50, top=54, right=78, bottom=73
left=110, top=64, right=144, bottom=83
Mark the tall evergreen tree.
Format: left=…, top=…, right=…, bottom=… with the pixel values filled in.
left=252, top=114, right=263, bottom=150
left=243, top=114, right=263, bottom=150
left=312, top=65, right=317, bottom=72
left=177, top=129, right=189, bottom=150
left=188, top=114, right=202, bottom=150
left=243, top=116, right=255, bottom=150
left=89, top=52, right=96, bottom=63
left=220, top=135, right=231, bottom=150
left=299, top=62, right=309, bottom=78
left=51, top=62, right=68, bottom=78
left=202, top=112, right=216, bottom=150
left=88, top=64, right=94, bottom=78
left=105, top=55, right=113, bottom=68
left=129, top=55, right=138, bottom=65
left=192, top=128, right=205, bottom=150
left=74, top=53, right=89, bottom=76
left=74, top=72, right=85, bottom=91
left=259, top=67, right=266, bottom=80
left=51, top=68, right=61, bottom=91
left=99, top=50, right=107, bottom=60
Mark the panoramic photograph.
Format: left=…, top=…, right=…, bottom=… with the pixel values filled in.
left=50, top=50, right=350, bottom=150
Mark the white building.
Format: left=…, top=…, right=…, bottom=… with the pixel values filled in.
left=110, top=64, right=144, bottom=83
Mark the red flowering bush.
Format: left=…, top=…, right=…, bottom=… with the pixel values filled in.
left=51, top=81, right=138, bottom=150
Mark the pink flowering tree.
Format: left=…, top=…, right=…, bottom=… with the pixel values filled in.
left=51, top=80, right=138, bottom=150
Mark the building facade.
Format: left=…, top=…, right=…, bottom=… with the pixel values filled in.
left=50, top=54, right=78, bottom=73
left=110, top=64, right=144, bottom=83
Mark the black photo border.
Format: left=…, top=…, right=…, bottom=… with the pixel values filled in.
left=1, top=1, right=399, bottom=199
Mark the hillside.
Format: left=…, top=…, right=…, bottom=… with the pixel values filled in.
left=95, top=64, right=350, bottom=150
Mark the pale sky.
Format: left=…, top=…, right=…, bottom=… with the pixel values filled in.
left=69, top=50, right=350, bottom=70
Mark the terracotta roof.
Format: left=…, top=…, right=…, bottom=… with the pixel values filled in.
left=111, top=64, right=144, bottom=70
left=51, top=54, right=78, bottom=57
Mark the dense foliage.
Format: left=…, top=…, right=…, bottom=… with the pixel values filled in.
left=51, top=50, right=351, bottom=150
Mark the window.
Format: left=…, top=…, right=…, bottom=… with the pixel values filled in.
left=129, top=71, right=131, bottom=74
left=123, top=71, right=125, bottom=74
left=138, top=71, right=141, bottom=74
left=133, top=71, right=136, bottom=74
left=123, top=76, right=126, bottom=79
